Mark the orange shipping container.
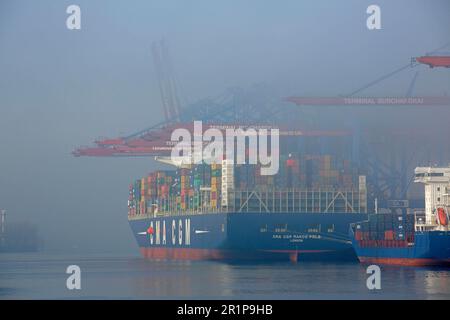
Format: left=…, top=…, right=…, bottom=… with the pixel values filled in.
left=323, top=155, right=331, bottom=170
left=384, top=230, right=394, bottom=240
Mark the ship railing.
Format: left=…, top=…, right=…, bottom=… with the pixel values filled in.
left=414, top=210, right=426, bottom=225
left=133, top=187, right=367, bottom=217
left=415, top=223, right=438, bottom=232
left=413, top=209, right=440, bottom=231
left=227, top=188, right=367, bottom=214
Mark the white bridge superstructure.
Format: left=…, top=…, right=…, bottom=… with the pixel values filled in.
left=414, top=167, right=450, bottom=226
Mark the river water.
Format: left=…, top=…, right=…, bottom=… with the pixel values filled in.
left=1, top=253, right=450, bottom=299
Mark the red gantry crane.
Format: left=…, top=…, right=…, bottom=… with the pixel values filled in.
left=415, top=56, right=450, bottom=68
left=73, top=40, right=450, bottom=213
left=73, top=42, right=450, bottom=159
left=73, top=41, right=350, bottom=158
left=286, top=41, right=450, bottom=212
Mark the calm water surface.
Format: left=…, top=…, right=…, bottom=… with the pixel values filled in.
left=1, top=253, right=450, bottom=299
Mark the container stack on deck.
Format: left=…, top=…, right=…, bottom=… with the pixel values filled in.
left=211, top=163, right=221, bottom=208
left=128, top=153, right=362, bottom=216
left=354, top=213, right=415, bottom=248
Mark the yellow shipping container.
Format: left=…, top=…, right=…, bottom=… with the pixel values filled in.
left=320, top=170, right=339, bottom=178
left=329, top=170, right=339, bottom=178
left=323, top=155, right=332, bottom=170
left=157, top=172, right=165, bottom=178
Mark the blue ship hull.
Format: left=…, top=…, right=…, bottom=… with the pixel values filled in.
left=351, top=230, right=450, bottom=266
left=129, top=212, right=367, bottom=261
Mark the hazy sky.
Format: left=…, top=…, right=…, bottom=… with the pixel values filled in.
left=0, top=0, right=449, bottom=253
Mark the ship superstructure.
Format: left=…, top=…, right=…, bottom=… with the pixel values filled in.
left=414, top=166, right=450, bottom=228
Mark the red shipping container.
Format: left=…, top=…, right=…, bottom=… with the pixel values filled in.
left=384, top=230, right=394, bottom=240
left=286, top=159, right=297, bottom=168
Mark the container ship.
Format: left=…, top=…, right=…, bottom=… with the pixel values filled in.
left=350, top=166, right=450, bottom=266
left=128, top=154, right=368, bottom=261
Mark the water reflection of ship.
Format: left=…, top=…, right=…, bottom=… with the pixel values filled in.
left=0, top=209, right=40, bottom=253
left=423, top=269, right=450, bottom=297
left=131, top=260, right=235, bottom=298
left=1, top=210, right=5, bottom=246
left=394, top=267, right=450, bottom=298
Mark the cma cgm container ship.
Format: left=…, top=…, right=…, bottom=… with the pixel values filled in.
left=128, top=155, right=368, bottom=261
left=350, top=166, right=450, bottom=266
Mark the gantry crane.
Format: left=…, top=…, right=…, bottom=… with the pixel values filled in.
left=73, top=41, right=450, bottom=214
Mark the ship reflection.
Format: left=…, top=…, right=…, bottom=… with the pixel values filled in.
left=366, top=265, right=450, bottom=299
left=130, top=259, right=235, bottom=298
left=423, top=268, right=450, bottom=297
left=129, top=258, right=450, bottom=299
left=128, top=259, right=373, bottom=299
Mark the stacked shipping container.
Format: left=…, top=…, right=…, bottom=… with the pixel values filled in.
left=128, top=154, right=361, bottom=216
left=354, top=213, right=415, bottom=248
left=209, top=162, right=220, bottom=208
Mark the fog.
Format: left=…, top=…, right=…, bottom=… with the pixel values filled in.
left=0, top=0, right=449, bottom=253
